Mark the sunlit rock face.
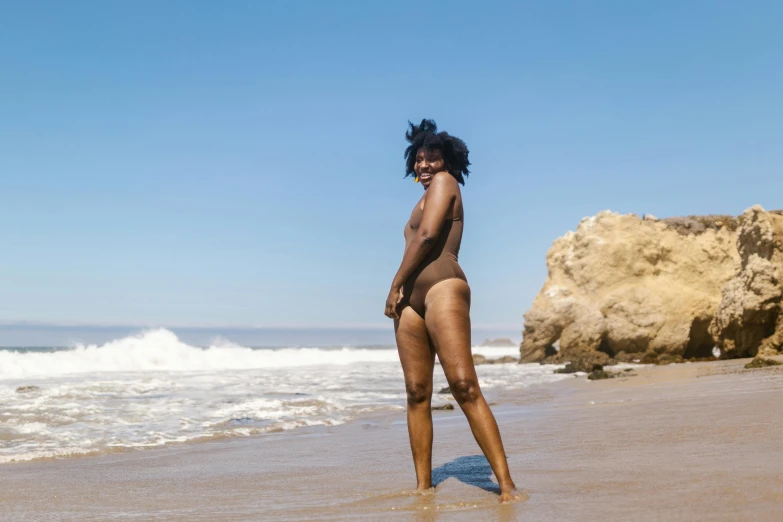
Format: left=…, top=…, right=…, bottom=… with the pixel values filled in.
left=519, top=208, right=783, bottom=364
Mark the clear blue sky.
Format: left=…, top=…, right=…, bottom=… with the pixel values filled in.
left=1, top=1, right=782, bottom=331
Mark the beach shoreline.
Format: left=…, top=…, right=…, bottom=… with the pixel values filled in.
left=2, top=358, right=783, bottom=521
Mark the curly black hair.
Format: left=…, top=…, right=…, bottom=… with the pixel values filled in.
left=404, top=119, right=470, bottom=185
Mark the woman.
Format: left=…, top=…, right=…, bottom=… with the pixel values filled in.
left=384, top=119, right=523, bottom=503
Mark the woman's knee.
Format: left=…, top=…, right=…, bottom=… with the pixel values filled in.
left=405, top=381, right=432, bottom=407
left=449, top=378, right=480, bottom=405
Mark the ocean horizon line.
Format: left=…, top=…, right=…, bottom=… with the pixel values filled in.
left=0, top=320, right=522, bottom=330
left=0, top=322, right=523, bottom=348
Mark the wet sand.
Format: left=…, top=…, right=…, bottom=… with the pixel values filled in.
left=2, top=358, right=783, bottom=521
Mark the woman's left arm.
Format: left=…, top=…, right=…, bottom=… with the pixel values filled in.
left=384, top=172, right=456, bottom=319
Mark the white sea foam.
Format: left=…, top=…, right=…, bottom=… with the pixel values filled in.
left=0, top=329, right=402, bottom=379
left=0, top=329, right=567, bottom=463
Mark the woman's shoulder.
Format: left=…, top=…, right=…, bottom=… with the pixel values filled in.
left=430, top=172, right=461, bottom=196
left=433, top=171, right=458, bottom=185
left=428, top=172, right=463, bottom=217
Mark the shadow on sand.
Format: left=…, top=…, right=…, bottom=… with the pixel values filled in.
left=432, top=455, right=500, bottom=494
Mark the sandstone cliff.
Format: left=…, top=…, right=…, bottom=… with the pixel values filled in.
left=521, top=206, right=783, bottom=366
left=710, top=207, right=783, bottom=357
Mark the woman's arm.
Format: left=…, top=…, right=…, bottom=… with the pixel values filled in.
left=384, top=172, right=457, bottom=319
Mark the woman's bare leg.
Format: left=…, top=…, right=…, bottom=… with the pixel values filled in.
left=395, top=305, right=436, bottom=490
left=424, top=279, right=524, bottom=503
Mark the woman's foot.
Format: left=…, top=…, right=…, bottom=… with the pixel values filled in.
left=498, top=486, right=528, bottom=504
left=413, top=486, right=435, bottom=496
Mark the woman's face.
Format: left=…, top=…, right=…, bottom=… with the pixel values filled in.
left=414, top=147, right=445, bottom=189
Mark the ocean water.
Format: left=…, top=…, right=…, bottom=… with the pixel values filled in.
left=0, top=329, right=568, bottom=463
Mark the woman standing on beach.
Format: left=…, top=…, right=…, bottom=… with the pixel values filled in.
left=384, top=120, right=523, bottom=503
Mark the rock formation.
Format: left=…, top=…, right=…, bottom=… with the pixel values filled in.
left=480, top=338, right=515, bottom=347
left=521, top=206, right=783, bottom=366
left=710, top=207, right=783, bottom=357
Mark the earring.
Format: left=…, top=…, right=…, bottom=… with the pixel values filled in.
left=414, top=176, right=419, bottom=183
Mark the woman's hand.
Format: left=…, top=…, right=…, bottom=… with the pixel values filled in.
left=384, top=286, right=403, bottom=319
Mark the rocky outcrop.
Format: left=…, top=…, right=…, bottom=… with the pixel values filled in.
left=480, top=338, right=515, bottom=347
left=520, top=208, right=783, bottom=365
left=709, top=207, right=783, bottom=357
left=472, top=354, right=519, bottom=365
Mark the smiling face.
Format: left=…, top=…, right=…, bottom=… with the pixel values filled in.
left=414, top=147, right=446, bottom=189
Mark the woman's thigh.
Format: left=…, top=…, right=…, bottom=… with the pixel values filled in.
left=423, top=279, right=476, bottom=384
left=395, top=306, right=436, bottom=394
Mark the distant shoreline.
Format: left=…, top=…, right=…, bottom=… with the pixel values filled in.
left=0, top=323, right=521, bottom=349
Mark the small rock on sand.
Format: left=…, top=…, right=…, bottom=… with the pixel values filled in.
left=744, top=357, right=782, bottom=369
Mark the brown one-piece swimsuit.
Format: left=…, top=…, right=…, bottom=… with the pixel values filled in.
left=398, top=202, right=468, bottom=317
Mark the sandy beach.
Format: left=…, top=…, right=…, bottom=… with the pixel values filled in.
left=2, top=358, right=783, bottom=521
